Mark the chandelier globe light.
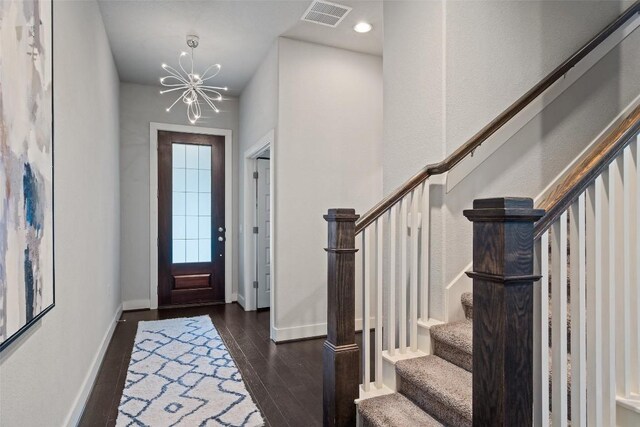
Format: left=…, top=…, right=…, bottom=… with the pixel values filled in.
left=160, top=35, right=227, bottom=124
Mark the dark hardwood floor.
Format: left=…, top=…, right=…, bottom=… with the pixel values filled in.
left=78, top=303, right=329, bottom=427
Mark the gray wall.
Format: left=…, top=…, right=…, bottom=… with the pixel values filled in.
left=237, top=43, right=279, bottom=307
left=383, top=0, right=445, bottom=194
left=444, top=0, right=627, bottom=154
left=0, top=1, right=121, bottom=425
left=443, top=24, right=640, bottom=285
left=382, top=0, right=636, bottom=320
left=119, top=82, right=239, bottom=306
left=273, top=38, right=383, bottom=340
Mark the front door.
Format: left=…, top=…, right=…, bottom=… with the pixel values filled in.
left=158, top=131, right=225, bottom=307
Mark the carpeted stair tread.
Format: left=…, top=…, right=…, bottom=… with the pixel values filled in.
left=461, top=292, right=473, bottom=320
left=430, top=320, right=472, bottom=371
left=358, top=393, right=444, bottom=427
left=396, top=355, right=472, bottom=426
left=463, top=294, right=572, bottom=349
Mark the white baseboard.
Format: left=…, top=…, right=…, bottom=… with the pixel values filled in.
left=272, top=317, right=375, bottom=342
left=237, top=293, right=246, bottom=309
left=272, top=322, right=327, bottom=342
left=64, top=304, right=123, bottom=427
left=122, top=299, right=150, bottom=311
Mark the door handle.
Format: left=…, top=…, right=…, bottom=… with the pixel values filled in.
left=218, top=236, right=225, bottom=242
left=218, top=226, right=225, bottom=233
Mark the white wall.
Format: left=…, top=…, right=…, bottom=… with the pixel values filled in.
left=382, top=0, right=635, bottom=320
left=119, top=82, right=239, bottom=308
left=273, top=38, right=383, bottom=340
left=0, top=1, right=121, bottom=425
left=238, top=43, right=278, bottom=309
left=445, top=0, right=626, bottom=154
left=443, top=24, right=640, bottom=287
left=382, top=0, right=445, bottom=193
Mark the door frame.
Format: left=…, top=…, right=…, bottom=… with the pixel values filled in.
left=149, top=122, right=234, bottom=310
left=241, top=130, right=275, bottom=324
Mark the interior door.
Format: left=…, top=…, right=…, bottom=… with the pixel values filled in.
left=256, top=158, right=271, bottom=309
left=158, top=131, right=225, bottom=307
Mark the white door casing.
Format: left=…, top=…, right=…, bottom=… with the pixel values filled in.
left=256, top=158, right=271, bottom=309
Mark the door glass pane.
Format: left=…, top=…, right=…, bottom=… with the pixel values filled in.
left=198, top=217, right=211, bottom=238
left=199, top=239, right=211, bottom=262
left=172, top=143, right=212, bottom=263
left=173, top=144, right=186, bottom=168
left=185, top=145, right=199, bottom=168
left=185, top=193, right=198, bottom=216
left=173, top=192, right=185, bottom=215
left=173, top=240, right=186, bottom=263
left=198, top=146, right=211, bottom=170
left=185, top=239, right=198, bottom=262
left=198, top=193, right=211, bottom=216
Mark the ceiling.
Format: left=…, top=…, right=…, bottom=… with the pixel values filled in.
left=98, top=0, right=383, bottom=96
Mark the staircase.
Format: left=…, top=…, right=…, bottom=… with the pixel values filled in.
left=358, top=294, right=473, bottom=426
left=358, top=286, right=574, bottom=426
left=321, top=3, right=640, bottom=426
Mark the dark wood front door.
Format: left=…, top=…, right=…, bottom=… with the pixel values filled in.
left=158, top=131, right=225, bottom=307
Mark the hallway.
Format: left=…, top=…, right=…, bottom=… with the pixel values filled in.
left=79, top=305, right=325, bottom=427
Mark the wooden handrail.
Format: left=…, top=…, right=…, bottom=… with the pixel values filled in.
left=355, top=0, right=640, bottom=235
left=534, top=104, right=640, bottom=239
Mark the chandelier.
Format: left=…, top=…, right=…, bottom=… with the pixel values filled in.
left=160, top=35, right=227, bottom=124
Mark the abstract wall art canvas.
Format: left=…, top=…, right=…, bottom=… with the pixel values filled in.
left=0, top=0, right=54, bottom=351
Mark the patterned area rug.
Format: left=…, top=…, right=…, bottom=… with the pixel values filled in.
left=116, top=316, right=263, bottom=426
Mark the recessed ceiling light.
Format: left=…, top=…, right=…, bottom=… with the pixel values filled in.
left=354, top=22, right=372, bottom=33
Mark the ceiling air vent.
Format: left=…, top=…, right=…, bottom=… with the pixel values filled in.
left=301, top=0, right=352, bottom=28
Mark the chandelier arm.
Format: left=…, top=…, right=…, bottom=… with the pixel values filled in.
left=161, top=83, right=188, bottom=89
left=200, top=73, right=223, bottom=83
left=187, top=97, right=201, bottom=123
left=196, top=89, right=220, bottom=113
left=162, top=65, right=190, bottom=84
left=160, top=86, right=189, bottom=95
left=198, top=89, right=223, bottom=101
left=198, top=87, right=223, bottom=95
left=160, top=75, right=188, bottom=86
left=199, top=85, right=226, bottom=91
left=199, top=64, right=221, bottom=81
left=167, top=89, right=190, bottom=112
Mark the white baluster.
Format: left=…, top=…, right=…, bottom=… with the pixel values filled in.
left=635, top=136, right=640, bottom=395
left=362, top=230, right=371, bottom=392
left=388, top=207, right=397, bottom=356
left=535, top=231, right=550, bottom=426
left=375, top=218, right=383, bottom=388
left=586, top=180, right=604, bottom=426
left=533, top=237, right=543, bottom=426
left=569, top=194, right=586, bottom=426
left=420, top=181, right=430, bottom=321
left=551, top=213, right=568, bottom=427
left=620, top=143, right=638, bottom=397
left=606, top=160, right=620, bottom=426
left=410, top=191, right=419, bottom=351
left=399, top=197, right=408, bottom=354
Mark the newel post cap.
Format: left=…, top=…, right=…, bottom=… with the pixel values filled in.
left=324, top=208, right=360, bottom=222
left=463, top=197, right=544, bottom=222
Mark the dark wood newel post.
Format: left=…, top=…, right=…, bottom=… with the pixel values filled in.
left=463, top=198, right=544, bottom=426
left=323, top=208, right=360, bottom=427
